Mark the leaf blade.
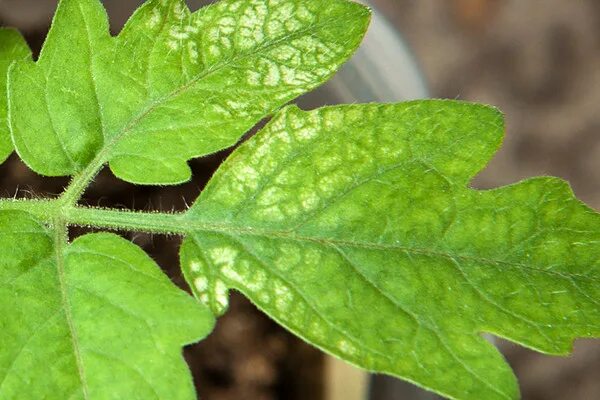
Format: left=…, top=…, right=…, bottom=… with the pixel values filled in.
left=0, top=211, right=214, bottom=400
left=0, top=29, right=30, bottom=164
left=106, top=0, right=370, bottom=184
left=8, top=0, right=370, bottom=184
left=8, top=0, right=108, bottom=176
left=181, top=101, right=600, bottom=400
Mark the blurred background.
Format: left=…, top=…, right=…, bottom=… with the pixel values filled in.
left=0, top=0, right=598, bottom=399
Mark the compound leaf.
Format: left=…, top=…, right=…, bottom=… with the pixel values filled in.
left=181, top=101, right=600, bottom=400
left=3, top=1, right=598, bottom=400
left=0, top=29, right=30, bottom=164
left=0, top=210, right=214, bottom=400
left=8, top=0, right=370, bottom=184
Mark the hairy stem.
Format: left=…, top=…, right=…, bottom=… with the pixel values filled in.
left=0, top=198, right=59, bottom=219
left=65, top=206, right=189, bottom=235
left=0, top=197, right=193, bottom=235
left=59, top=154, right=106, bottom=206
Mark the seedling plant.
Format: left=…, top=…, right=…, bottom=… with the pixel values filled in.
left=0, top=1, right=598, bottom=399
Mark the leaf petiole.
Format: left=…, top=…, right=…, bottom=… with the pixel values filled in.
left=0, top=197, right=188, bottom=235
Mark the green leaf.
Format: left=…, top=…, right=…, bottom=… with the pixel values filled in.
left=8, top=0, right=370, bottom=184
left=0, top=29, right=30, bottom=164
left=2, top=1, right=597, bottom=399
left=7, top=0, right=109, bottom=176
left=0, top=210, right=214, bottom=399
left=181, top=101, right=600, bottom=400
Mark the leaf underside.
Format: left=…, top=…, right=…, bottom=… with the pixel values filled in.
left=0, top=1, right=599, bottom=400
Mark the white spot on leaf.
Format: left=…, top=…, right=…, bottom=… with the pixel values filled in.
left=173, top=1, right=186, bottom=20
left=215, top=281, right=228, bottom=309
left=258, top=292, right=271, bottom=303
left=209, top=247, right=238, bottom=266
left=190, top=261, right=203, bottom=272
left=221, top=263, right=244, bottom=283
left=246, top=269, right=267, bottom=292
left=188, top=41, right=199, bottom=63
left=147, top=7, right=161, bottom=28
left=167, top=40, right=179, bottom=50
left=338, top=340, right=357, bottom=356
left=264, top=64, right=281, bottom=86
left=194, top=277, right=209, bottom=292
left=238, top=165, right=260, bottom=190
